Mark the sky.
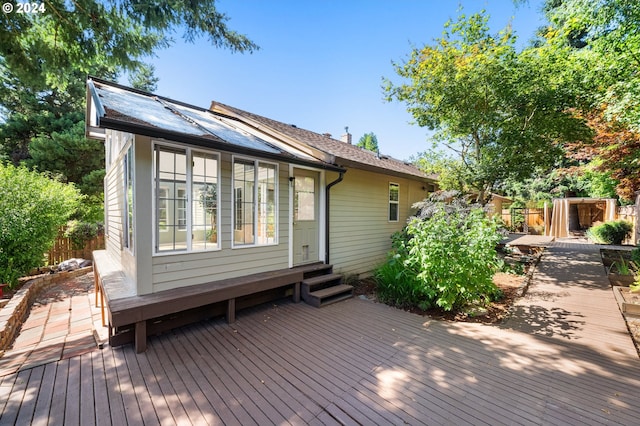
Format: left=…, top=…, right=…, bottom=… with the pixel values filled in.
left=147, top=0, right=547, bottom=162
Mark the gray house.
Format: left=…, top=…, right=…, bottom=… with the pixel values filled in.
left=86, top=78, right=437, bottom=351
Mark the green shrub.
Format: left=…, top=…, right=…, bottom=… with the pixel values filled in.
left=374, top=252, right=435, bottom=310
left=64, top=220, right=102, bottom=250
left=0, top=163, right=81, bottom=286
left=586, top=220, right=633, bottom=245
left=374, top=192, right=504, bottom=312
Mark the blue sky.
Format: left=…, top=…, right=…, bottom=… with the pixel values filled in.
left=148, top=0, right=547, bottom=161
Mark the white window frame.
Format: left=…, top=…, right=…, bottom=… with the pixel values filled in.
left=152, top=141, right=221, bottom=255
left=389, top=182, right=399, bottom=222
left=232, top=155, right=279, bottom=248
left=123, top=142, right=135, bottom=253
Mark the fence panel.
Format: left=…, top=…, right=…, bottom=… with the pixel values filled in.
left=618, top=205, right=638, bottom=245
left=501, top=208, right=547, bottom=235
left=46, top=229, right=105, bottom=265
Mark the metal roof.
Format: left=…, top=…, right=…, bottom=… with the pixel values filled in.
left=86, top=77, right=434, bottom=182
left=86, top=78, right=341, bottom=171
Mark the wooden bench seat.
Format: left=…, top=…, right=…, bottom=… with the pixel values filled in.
left=93, top=250, right=302, bottom=353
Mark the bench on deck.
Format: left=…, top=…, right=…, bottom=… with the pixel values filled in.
left=93, top=250, right=302, bottom=353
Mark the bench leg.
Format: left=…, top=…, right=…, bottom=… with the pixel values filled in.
left=93, top=268, right=100, bottom=307
left=226, top=298, right=236, bottom=323
left=100, top=288, right=106, bottom=327
left=293, top=282, right=300, bottom=303
left=135, top=321, right=147, bottom=353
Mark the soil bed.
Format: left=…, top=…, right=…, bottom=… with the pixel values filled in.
left=353, top=272, right=526, bottom=324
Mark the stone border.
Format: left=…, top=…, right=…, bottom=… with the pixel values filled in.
left=515, top=249, right=544, bottom=298
left=501, top=248, right=544, bottom=323
left=0, top=266, right=93, bottom=352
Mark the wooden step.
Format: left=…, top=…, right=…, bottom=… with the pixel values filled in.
left=295, top=263, right=333, bottom=279
left=301, top=273, right=342, bottom=302
left=301, top=273, right=342, bottom=289
left=306, top=284, right=354, bottom=308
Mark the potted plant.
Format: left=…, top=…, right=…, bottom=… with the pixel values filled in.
left=607, top=256, right=636, bottom=287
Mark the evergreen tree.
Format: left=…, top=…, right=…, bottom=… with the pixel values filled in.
left=0, top=1, right=258, bottom=220
left=357, top=132, right=379, bottom=152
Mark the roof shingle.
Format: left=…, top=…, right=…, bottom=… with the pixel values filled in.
left=211, top=102, right=435, bottom=181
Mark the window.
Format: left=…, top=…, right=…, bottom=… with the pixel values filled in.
left=177, top=188, right=187, bottom=230
left=158, top=188, right=168, bottom=231
left=191, top=152, right=218, bottom=250
left=233, top=158, right=278, bottom=246
left=294, top=176, right=315, bottom=221
left=389, top=183, right=399, bottom=222
left=154, top=144, right=219, bottom=253
left=123, top=144, right=134, bottom=251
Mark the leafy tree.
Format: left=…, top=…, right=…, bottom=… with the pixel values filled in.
left=412, top=150, right=471, bottom=193
left=536, top=1, right=640, bottom=200
left=0, top=163, right=81, bottom=286
left=544, top=0, right=640, bottom=131
left=0, top=0, right=258, bottom=94
left=502, top=163, right=619, bottom=207
left=356, top=132, right=379, bottom=152
left=384, top=10, right=589, bottom=203
left=565, top=110, right=640, bottom=202
left=0, top=0, right=258, bottom=221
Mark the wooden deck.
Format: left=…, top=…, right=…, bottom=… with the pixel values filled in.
left=1, top=297, right=639, bottom=425
left=2, top=240, right=640, bottom=424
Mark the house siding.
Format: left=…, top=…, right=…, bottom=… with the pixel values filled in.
left=103, top=130, right=137, bottom=286
left=328, top=168, right=427, bottom=276
left=150, top=151, right=291, bottom=293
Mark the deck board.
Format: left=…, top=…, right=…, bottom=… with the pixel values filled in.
left=143, top=342, right=187, bottom=425
left=183, top=327, right=272, bottom=425
left=47, top=358, right=69, bottom=426
left=179, top=326, right=257, bottom=426
left=196, top=327, right=288, bottom=425
left=206, top=324, right=317, bottom=423
left=123, top=344, right=161, bottom=424
left=30, top=363, right=56, bottom=426
left=91, top=352, right=111, bottom=426
left=113, top=348, right=145, bottom=425
left=226, top=318, right=335, bottom=409
left=80, top=353, right=95, bottom=426
left=0, top=369, right=29, bottom=425
left=3, top=240, right=640, bottom=426
left=64, top=357, right=81, bottom=426
left=100, top=348, right=127, bottom=426
left=15, top=365, right=42, bottom=426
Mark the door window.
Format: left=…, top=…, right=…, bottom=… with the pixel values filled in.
left=295, top=176, right=315, bottom=221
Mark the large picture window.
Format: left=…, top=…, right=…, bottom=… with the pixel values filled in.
left=233, top=158, right=277, bottom=246
left=154, top=144, right=219, bottom=253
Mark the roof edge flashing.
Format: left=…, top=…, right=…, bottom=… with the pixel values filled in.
left=210, top=102, right=335, bottom=165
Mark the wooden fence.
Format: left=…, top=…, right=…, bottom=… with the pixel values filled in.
left=501, top=208, right=548, bottom=235
left=500, top=203, right=639, bottom=243
left=618, top=204, right=638, bottom=245
left=46, top=230, right=105, bottom=265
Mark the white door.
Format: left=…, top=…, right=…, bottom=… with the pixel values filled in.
left=293, top=169, right=319, bottom=265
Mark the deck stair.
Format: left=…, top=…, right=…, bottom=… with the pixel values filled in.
left=297, top=263, right=353, bottom=308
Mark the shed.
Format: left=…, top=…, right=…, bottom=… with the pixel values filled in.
left=548, top=198, right=617, bottom=238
